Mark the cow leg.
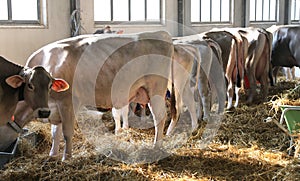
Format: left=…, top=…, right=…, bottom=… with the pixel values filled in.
left=49, top=124, right=62, bottom=157
left=56, top=100, right=75, bottom=161
left=291, top=67, right=296, bottom=80
left=233, top=86, right=241, bottom=107
left=226, top=81, right=234, bottom=109
left=121, top=105, right=129, bottom=129
left=246, top=72, right=257, bottom=104
left=128, top=102, right=137, bottom=117
left=199, top=83, right=210, bottom=120
left=272, top=66, right=280, bottom=84
left=259, top=73, right=269, bottom=102
left=112, top=107, right=122, bottom=134
left=112, top=105, right=130, bottom=133
left=166, top=90, right=181, bottom=135
left=184, top=85, right=199, bottom=131
left=148, top=96, right=167, bottom=147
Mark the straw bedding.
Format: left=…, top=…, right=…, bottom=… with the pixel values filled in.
left=1, top=78, right=300, bottom=180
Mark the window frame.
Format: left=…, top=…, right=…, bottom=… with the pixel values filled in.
left=249, top=0, right=279, bottom=23
left=291, top=0, right=300, bottom=23
left=190, top=0, right=233, bottom=24
left=94, top=0, right=163, bottom=25
left=0, top=0, right=42, bottom=25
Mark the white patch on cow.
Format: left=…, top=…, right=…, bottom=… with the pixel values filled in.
left=227, top=93, right=233, bottom=109
left=49, top=124, right=62, bottom=157
left=112, top=105, right=129, bottom=134
left=234, top=86, right=240, bottom=108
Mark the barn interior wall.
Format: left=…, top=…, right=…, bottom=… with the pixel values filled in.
left=0, top=0, right=70, bottom=65
left=0, top=0, right=292, bottom=66
left=81, top=0, right=179, bottom=36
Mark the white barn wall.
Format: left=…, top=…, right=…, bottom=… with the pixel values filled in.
left=80, top=0, right=179, bottom=36
left=0, top=0, right=70, bottom=65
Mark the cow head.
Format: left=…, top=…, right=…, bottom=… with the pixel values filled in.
left=5, top=66, right=69, bottom=118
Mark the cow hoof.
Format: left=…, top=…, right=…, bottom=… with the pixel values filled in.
left=47, top=154, right=61, bottom=161
left=62, top=154, right=72, bottom=161
left=202, top=116, right=210, bottom=122
left=191, top=123, right=199, bottom=132
left=225, top=107, right=235, bottom=113
left=115, top=128, right=123, bottom=135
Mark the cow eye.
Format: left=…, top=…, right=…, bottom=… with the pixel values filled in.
left=28, top=83, right=34, bottom=90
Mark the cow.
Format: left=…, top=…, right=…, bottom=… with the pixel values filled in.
left=238, top=27, right=272, bottom=103
left=204, top=30, right=244, bottom=110
left=0, top=56, right=69, bottom=151
left=109, top=37, right=203, bottom=137
left=267, top=25, right=300, bottom=83
left=166, top=34, right=226, bottom=135
left=13, top=31, right=175, bottom=161
left=205, top=27, right=272, bottom=107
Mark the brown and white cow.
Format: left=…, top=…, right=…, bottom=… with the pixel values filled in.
left=14, top=31, right=174, bottom=160
left=0, top=56, right=69, bottom=151
left=205, top=27, right=272, bottom=108
left=238, top=27, right=272, bottom=103
left=117, top=41, right=202, bottom=136
left=205, top=30, right=244, bottom=110
left=166, top=34, right=226, bottom=135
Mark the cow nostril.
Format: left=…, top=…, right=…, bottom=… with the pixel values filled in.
left=38, top=110, right=51, bottom=118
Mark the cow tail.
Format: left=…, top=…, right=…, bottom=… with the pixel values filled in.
left=170, top=55, right=177, bottom=121
left=234, top=37, right=242, bottom=88
left=258, top=28, right=274, bottom=86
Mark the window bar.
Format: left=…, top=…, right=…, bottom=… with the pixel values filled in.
left=255, top=0, right=257, bottom=21
left=270, top=0, right=272, bottom=21
left=230, top=0, right=232, bottom=22
left=298, top=0, right=300, bottom=21
left=262, top=0, right=264, bottom=21
left=110, top=0, right=113, bottom=21
left=159, top=0, right=162, bottom=21
left=128, top=0, right=131, bottom=21
left=7, top=0, right=12, bottom=21
left=294, top=0, right=297, bottom=20
left=199, top=0, right=202, bottom=22
left=145, top=0, right=147, bottom=21
left=276, top=0, right=278, bottom=21
left=210, top=0, right=212, bottom=22
left=220, top=0, right=222, bottom=21
left=37, top=0, right=41, bottom=23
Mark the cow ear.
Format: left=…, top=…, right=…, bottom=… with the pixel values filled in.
left=51, top=79, right=69, bottom=92
left=5, top=75, right=25, bottom=88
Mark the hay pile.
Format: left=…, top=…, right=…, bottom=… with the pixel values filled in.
left=1, top=79, right=300, bottom=180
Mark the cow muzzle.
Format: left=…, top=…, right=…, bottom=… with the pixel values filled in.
left=36, top=108, right=51, bottom=118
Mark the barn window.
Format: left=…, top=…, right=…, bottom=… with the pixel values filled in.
left=0, top=0, right=42, bottom=24
left=291, top=0, right=300, bottom=22
left=94, top=0, right=162, bottom=24
left=190, top=0, right=232, bottom=23
left=250, top=0, right=278, bottom=22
